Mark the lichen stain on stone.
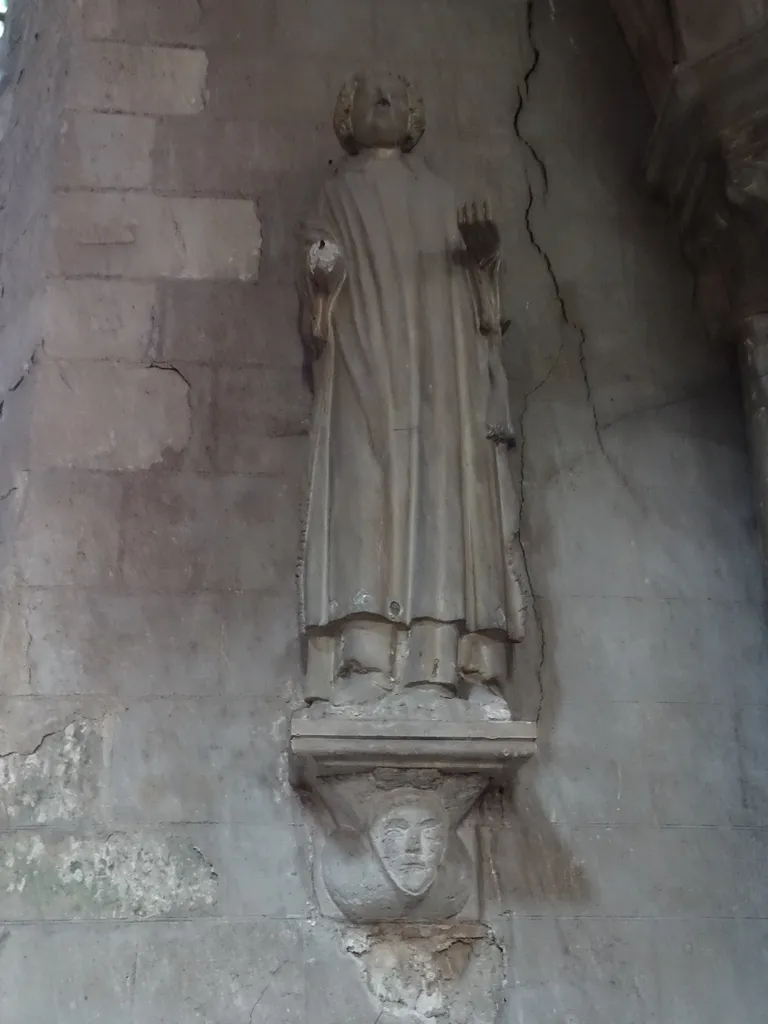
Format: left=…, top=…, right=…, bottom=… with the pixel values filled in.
left=1, top=833, right=218, bottom=918
left=344, top=923, right=503, bottom=1024
left=0, top=721, right=100, bottom=825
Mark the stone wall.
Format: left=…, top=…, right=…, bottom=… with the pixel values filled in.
left=0, top=1, right=766, bottom=1022
left=0, top=0, right=75, bottom=571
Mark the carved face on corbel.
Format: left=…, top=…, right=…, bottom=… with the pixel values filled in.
left=315, top=774, right=484, bottom=922
left=368, top=792, right=449, bottom=897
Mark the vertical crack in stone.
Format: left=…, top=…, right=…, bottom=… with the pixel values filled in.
left=512, top=0, right=550, bottom=724
left=513, top=0, right=642, bottom=722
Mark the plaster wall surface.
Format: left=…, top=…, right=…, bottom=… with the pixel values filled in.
left=0, top=0, right=767, bottom=1022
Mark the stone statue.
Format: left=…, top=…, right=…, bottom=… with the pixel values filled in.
left=298, top=73, right=525, bottom=722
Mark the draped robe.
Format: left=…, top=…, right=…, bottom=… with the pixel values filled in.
left=301, top=153, right=524, bottom=642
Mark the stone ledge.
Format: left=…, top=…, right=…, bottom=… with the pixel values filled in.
left=290, top=716, right=537, bottom=778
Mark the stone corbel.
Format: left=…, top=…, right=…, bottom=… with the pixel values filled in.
left=290, top=715, right=536, bottom=923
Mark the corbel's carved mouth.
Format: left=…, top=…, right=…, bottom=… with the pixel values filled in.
left=376, top=97, right=392, bottom=108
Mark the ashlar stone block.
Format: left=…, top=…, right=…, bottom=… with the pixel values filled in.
left=120, top=472, right=300, bottom=592
left=214, top=366, right=309, bottom=474
left=57, top=111, right=156, bottom=190
left=159, top=280, right=302, bottom=366
left=68, top=42, right=206, bottom=115
left=47, top=193, right=261, bottom=280
left=22, top=588, right=222, bottom=697
left=30, top=360, right=191, bottom=471
left=109, top=699, right=293, bottom=826
left=40, top=280, right=157, bottom=360
left=14, top=469, right=123, bottom=586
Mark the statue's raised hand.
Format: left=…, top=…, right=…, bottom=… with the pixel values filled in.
left=458, top=201, right=501, bottom=270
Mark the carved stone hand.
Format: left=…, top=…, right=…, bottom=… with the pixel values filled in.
left=458, top=201, right=501, bottom=270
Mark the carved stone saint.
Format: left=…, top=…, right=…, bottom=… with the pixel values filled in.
left=298, top=72, right=525, bottom=723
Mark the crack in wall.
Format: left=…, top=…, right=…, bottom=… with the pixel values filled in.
left=512, top=0, right=646, bottom=723
left=512, top=0, right=550, bottom=725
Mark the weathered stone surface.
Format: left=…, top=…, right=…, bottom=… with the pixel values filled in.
left=343, top=923, right=504, bottom=1024
left=220, top=586, right=302, bottom=698
left=0, top=589, right=33, bottom=695
left=505, top=916, right=660, bottom=1024
left=215, top=366, right=309, bottom=473
left=537, top=594, right=768, bottom=705
left=205, top=54, right=333, bottom=123
left=516, top=699, right=749, bottom=827
left=0, top=831, right=218, bottom=919
left=81, top=0, right=275, bottom=48
left=159, top=280, right=302, bottom=365
left=109, top=699, right=293, bottom=825
left=0, top=720, right=102, bottom=826
left=20, top=589, right=223, bottom=697
left=522, top=401, right=762, bottom=605
left=0, top=299, right=44, bottom=396
left=483, top=824, right=768, bottom=919
left=120, top=472, right=300, bottom=592
left=733, top=706, right=768, bottom=827
left=374, top=0, right=520, bottom=63
left=30, top=361, right=191, bottom=470
left=14, top=470, right=123, bottom=586
left=0, top=698, right=99, bottom=756
left=273, top=0, right=376, bottom=55
left=655, top=918, right=768, bottom=1024
left=181, top=823, right=313, bottom=918
left=152, top=117, right=338, bottom=198
left=47, top=193, right=262, bottom=280
left=674, top=0, right=761, bottom=61
left=40, top=280, right=157, bottom=361
left=0, top=925, right=140, bottom=1024
left=0, top=920, right=309, bottom=1024
left=57, top=111, right=156, bottom=189
left=68, top=42, right=207, bottom=115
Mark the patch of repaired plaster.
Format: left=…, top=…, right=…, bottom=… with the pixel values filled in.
left=0, top=721, right=101, bottom=825
left=344, top=923, right=504, bottom=1024
left=0, top=832, right=218, bottom=918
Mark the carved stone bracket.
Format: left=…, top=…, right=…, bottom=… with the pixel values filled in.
left=290, top=713, right=536, bottom=922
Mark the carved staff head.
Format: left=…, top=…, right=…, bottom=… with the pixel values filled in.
left=333, top=72, right=426, bottom=155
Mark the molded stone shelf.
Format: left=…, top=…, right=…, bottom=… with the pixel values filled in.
left=289, top=716, right=537, bottom=780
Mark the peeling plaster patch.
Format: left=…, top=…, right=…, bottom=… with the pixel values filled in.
left=344, top=924, right=503, bottom=1024
left=0, top=721, right=101, bottom=825
left=0, top=832, right=218, bottom=918
left=0, top=699, right=107, bottom=757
